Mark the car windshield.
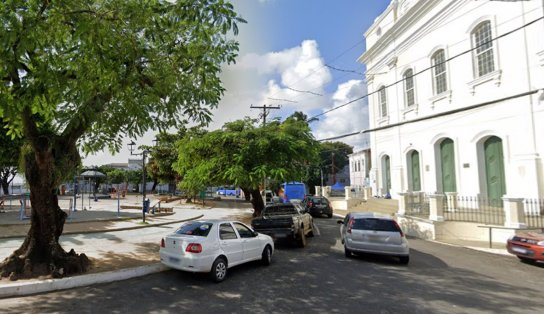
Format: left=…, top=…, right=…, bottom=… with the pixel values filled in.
left=352, top=218, right=399, bottom=232
left=175, top=222, right=213, bottom=237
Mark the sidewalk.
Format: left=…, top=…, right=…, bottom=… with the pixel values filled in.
left=0, top=195, right=254, bottom=298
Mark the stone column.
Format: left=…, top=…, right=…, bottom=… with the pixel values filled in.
left=363, top=187, right=372, bottom=201
left=503, top=197, right=526, bottom=228
left=398, top=192, right=409, bottom=216
left=445, top=192, right=458, bottom=212
left=315, top=186, right=321, bottom=197
left=323, top=186, right=331, bottom=198
left=429, top=194, right=445, bottom=221
left=345, top=186, right=352, bottom=200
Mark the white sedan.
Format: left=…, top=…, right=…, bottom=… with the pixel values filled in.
left=160, top=220, right=274, bottom=282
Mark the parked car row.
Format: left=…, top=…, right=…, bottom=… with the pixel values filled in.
left=159, top=198, right=412, bottom=282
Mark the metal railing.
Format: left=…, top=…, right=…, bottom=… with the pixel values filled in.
left=523, top=198, right=544, bottom=228
left=443, top=195, right=504, bottom=225
left=405, top=192, right=430, bottom=218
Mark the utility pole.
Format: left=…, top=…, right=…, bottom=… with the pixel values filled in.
left=331, top=152, right=336, bottom=185
left=250, top=104, right=280, bottom=195
left=250, top=104, right=281, bottom=126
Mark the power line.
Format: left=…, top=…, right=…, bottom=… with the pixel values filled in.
left=308, top=15, right=544, bottom=121
left=268, top=1, right=529, bottom=107
left=317, top=89, right=541, bottom=142
left=325, top=64, right=365, bottom=76
left=267, top=97, right=298, bottom=103
left=284, top=86, right=323, bottom=97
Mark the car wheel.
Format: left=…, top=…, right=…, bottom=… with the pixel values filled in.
left=327, top=213, right=333, bottom=218
left=210, top=257, right=228, bottom=282
left=399, top=256, right=410, bottom=265
left=517, top=256, right=534, bottom=264
left=307, top=221, right=315, bottom=237
left=297, top=228, right=306, bottom=248
left=344, top=245, right=352, bottom=258
left=261, top=245, right=272, bottom=266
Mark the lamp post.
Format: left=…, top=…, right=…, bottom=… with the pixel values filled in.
left=128, top=140, right=150, bottom=223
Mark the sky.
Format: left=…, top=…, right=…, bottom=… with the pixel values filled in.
left=83, top=0, right=391, bottom=166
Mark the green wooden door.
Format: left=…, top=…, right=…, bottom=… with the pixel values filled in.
left=440, top=139, right=457, bottom=192
left=484, top=136, right=506, bottom=204
left=383, top=155, right=391, bottom=193
left=410, top=151, right=421, bottom=191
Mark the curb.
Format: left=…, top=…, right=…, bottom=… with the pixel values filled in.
left=0, top=263, right=168, bottom=299
left=0, top=214, right=204, bottom=239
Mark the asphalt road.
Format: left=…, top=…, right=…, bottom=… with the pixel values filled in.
left=1, top=218, right=542, bottom=314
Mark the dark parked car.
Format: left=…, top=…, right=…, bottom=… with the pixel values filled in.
left=251, top=203, right=314, bottom=247
left=302, top=196, right=333, bottom=218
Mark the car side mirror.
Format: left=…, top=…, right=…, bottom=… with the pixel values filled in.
left=253, top=231, right=259, bottom=237
left=337, top=220, right=344, bottom=224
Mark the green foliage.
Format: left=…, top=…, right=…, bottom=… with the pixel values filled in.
left=174, top=116, right=320, bottom=195
left=0, top=0, right=245, bottom=155
left=126, top=169, right=143, bottom=185
left=105, top=169, right=127, bottom=185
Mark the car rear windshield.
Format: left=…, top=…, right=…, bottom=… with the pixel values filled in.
left=352, top=218, right=399, bottom=232
left=175, top=222, right=213, bottom=237
left=263, top=205, right=297, bottom=216
left=310, top=197, right=328, bottom=205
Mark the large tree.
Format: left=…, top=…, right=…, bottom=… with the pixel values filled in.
left=174, top=116, right=320, bottom=216
left=0, top=0, right=244, bottom=279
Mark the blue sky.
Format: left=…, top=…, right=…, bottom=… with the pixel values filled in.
left=84, top=0, right=391, bottom=166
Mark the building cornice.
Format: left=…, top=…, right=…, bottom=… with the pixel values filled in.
left=359, top=0, right=451, bottom=64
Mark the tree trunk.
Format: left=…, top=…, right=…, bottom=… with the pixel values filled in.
left=1, top=181, right=9, bottom=195
left=241, top=187, right=251, bottom=202
left=151, top=178, right=158, bottom=193
left=0, top=144, right=89, bottom=280
left=250, top=189, right=264, bottom=217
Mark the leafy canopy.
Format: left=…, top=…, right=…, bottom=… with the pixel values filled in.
left=174, top=114, right=320, bottom=195
left=0, top=0, right=246, bottom=154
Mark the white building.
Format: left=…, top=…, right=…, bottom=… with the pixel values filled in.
left=358, top=0, right=544, bottom=201
left=349, top=148, right=371, bottom=189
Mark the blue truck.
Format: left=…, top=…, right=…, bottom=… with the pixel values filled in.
left=281, top=182, right=306, bottom=203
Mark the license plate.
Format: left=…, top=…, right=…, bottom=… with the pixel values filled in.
left=512, top=247, right=527, bottom=254
left=169, top=257, right=180, bottom=263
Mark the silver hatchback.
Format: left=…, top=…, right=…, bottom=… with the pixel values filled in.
left=338, top=212, right=410, bottom=264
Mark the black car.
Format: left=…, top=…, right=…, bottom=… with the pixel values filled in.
left=302, top=196, right=333, bottom=218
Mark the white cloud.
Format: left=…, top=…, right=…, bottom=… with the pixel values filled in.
left=83, top=40, right=368, bottom=166
left=210, top=40, right=333, bottom=129
left=312, top=79, right=370, bottom=151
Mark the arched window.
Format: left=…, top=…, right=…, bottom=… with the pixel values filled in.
left=403, top=69, right=415, bottom=107
left=378, top=86, right=387, bottom=117
left=472, top=21, right=495, bottom=77
left=431, top=49, right=447, bottom=95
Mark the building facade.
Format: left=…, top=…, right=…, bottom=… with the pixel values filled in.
left=349, top=148, right=371, bottom=189
left=359, top=0, right=544, bottom=200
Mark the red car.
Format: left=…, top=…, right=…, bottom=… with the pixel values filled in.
left=507, top=232, right=544, bottom=263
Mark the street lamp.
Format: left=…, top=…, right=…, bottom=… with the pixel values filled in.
left=128, top=140, right=150, bottom=223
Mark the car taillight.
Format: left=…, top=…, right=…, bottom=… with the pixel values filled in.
left=185, top=243, right=202, bottom=253
left=347, top=218, right=354, bottom=234
left=160, top=238, right=165, bottom=248
left=393, top=221, right=405, bottom=237
left=308, top=201, right=313, bottom=208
